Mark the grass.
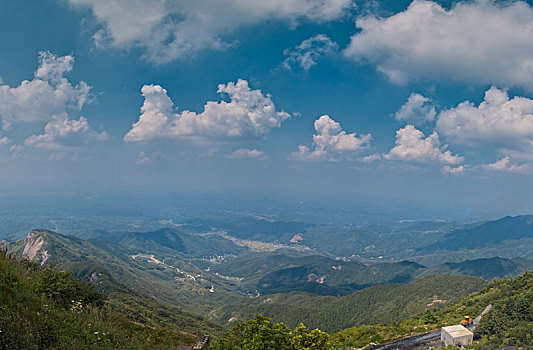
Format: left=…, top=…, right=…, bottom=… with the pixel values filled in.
left=0, top=248, right=197, bottom=349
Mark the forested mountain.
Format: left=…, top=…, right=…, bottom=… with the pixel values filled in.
left=409, top=216, right=533, bottom=264
left=215, top=268, right=533, bottom=350
left=89, top=227, right=248, bottom=258
left=4, top=229, right=248, bottom=318
left=215, top=275, right=486, bottom=332
left=3, top=218, right=533, bottom=350
left=332, top=270, right=533, bottom=349
left=423, top=215, right=533, bottom=251
left=182, top=215, right=533, bottom=266
left=3, top=221, right=533, bottom=342
left=211, top=252, right=425, bottom=296
left=417, top=256, right=533, bottom=281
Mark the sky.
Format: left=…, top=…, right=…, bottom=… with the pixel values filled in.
left=2, top=0, right=533, bottom=216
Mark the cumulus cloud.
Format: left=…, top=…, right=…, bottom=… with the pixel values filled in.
left=283, top=34, right=339, bottom=71
left=24, top=114, right=109, bottom=149
left=67, top=0, right=351, bottom=63
left=135, top=150, right=162, bottom=164
left=362, top=153, right=381, bottom=162
left=437, top=87, right=533, bottom=154
left=0, top=137, right=11, bottom=146
left=344, top=0, right=533, bottom=89
left=384, top=125, right=463, bottom=165
left=290, top=115, right=371, bottom=161
left=9, top=144, right=24, bottom=159
left=0, top=51, right=91, bottom=129
left=482, top=157, right=528, bottom=173
left=442, top=165, right=465, bottom=175
left=395, top=93, right=436, bottom=125
left=228, top=148, right=267, bottom=159
left=124, top=79, right=290, bottom=142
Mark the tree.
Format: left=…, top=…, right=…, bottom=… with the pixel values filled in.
left=212, top=314, right=332, bottom=350
left=292, top=323, right=332, bottom=350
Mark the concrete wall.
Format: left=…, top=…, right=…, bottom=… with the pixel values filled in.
left=441, top=325, right=473, bottom=347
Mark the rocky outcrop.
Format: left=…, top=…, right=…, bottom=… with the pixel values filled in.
left=21, top=230, right=49, bottom=265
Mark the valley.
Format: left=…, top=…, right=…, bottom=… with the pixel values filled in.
left=5, top=214, right=533, bottom=323
left=3, top=213, right=533, bottom=349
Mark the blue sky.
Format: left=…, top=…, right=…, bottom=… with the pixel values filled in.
left=2, top=0, right=533, bottom=215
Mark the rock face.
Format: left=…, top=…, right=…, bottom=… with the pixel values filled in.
left=21, top=231, right=49, bottom=265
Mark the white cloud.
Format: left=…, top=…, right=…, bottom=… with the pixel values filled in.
left=24, top=114, right=109, bottom=149
left=0, top=137, right=11, bottom=146
left=9, top=144, right=25, bottom=159
left=0, top=51, right=91, bottom=129
left=290, top=115, right=371, bottom=161
left=362, top=153, right=381, bottom=162
left=124, top=79, right=290, bottom=142
left=437, top=87, right=533, bottom=154
left=34, top=52, right=75, bottom=84
left=384, top=125, right=463, bottom=165
left=442, top=165, right=465, bottom=175
left=135, top=150, right=162, bottom=164
left=395, top=93, right=435, bottom=125
left=67, top=0, right=351, bottom=63
left=482, top=157, right=528, bottom=173
left=344, top=0, right=533, bottom=89
left=283, top=34, right=339, bottom=71
left=228, top=148, right=267, bottom=159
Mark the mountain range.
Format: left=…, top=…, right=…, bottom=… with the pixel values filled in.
left=3, top=214, right=533, bottom=334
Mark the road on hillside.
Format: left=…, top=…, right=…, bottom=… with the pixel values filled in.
left=366, top=330, right=440, bottom=350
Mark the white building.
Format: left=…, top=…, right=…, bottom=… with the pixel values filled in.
left=441, top=325, right=473, bottom=347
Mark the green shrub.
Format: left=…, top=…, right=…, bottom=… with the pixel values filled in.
left=212, top=314, right=332, bottom=350
left=34, top=264, right=106, bottom=309
left=0, top=248, right=195, bottom=349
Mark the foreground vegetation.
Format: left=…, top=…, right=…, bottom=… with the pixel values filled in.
left=331, top=271, right=533, bottom=349
left=212, top=314, right=332, bottom=350
left=474, top=273, right=533, bottom=348
left=0, top=248, right=196, bottom=349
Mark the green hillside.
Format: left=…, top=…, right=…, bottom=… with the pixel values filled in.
left=0, top=248, right=197, bottom=349
left=210, top=251, right=531, bottom=297
left=332, top=270, right=533, bottom=349
left=416, top=256, right=533, bottom=281
left=424, top=215, right=533, bottom=251
left=211, top=270, right=533, bottom=350
left=90, top=227, right=248, bottom=259
left=409, top=216, right=533, bottom=265
left=4, top=229, right=248, bottom=320
left=216, top=274, right=486, bottom=332
left=211, top=252, right=425, bottom=296
left=288, top=221, right=456, bottom=258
